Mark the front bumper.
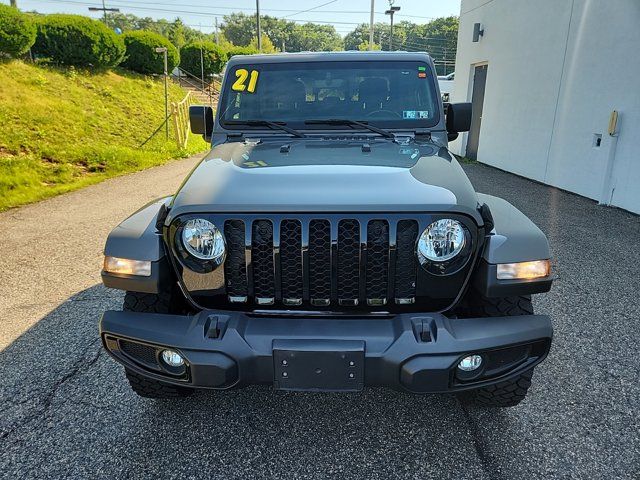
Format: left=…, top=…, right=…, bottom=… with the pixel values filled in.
left=99, top=310, right=552, bottom=393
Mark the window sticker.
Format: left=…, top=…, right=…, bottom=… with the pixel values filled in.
left=418, top=66, right=427, bottom=78
left=243, top=160, right=268, bottom=168
left=232, top=68, right=259, bottom=93
left=402, top=111, right=430, bottom=119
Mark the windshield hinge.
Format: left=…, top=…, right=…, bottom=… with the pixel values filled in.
left=393, top=134, right=414, bottom=145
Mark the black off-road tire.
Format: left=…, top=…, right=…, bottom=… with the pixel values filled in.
left=466, top=294, right=534, bottom=317
left=123, top=284, right=192, bottom=315
left=123, top=290, right=172, bottom=313
left=459, top=293, right=536, bottom=407
left=125, top=369, right=194, bottom=399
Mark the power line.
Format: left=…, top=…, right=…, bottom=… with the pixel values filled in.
left=282, top=0, right=338, bottom=19
left=33, top=0, right=367, bottom=25
left=27, top=0, right=457, bottom=45
left=63, top=0, right=444, bottom=20
left=30, top=0, right=444, bottom=22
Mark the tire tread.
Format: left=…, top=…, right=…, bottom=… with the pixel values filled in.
left=125, top=369, right=193, bottom=399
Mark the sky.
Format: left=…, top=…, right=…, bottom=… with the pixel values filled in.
left=8, top=0, right=462, bottom=36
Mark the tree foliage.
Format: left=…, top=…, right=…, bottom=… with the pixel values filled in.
left=33, top=14, right=125, bottom=68
left=221, top=13, right=341, bottom=53
left=343, top=16, right=458, bottom=74
left=249, top=34, right=278, bottom=54
left=121, top=30, right=179, bottom=75
left=0, top=4, right=37, bottom=57
left=180, top=41, right=227, bottom=76
left=105, top=13, right=208, bottom=49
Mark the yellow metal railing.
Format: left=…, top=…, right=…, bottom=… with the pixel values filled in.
left=171, top=91, right=192, bottom=149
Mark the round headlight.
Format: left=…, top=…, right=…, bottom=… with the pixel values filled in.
left=418, top=219, right=466, bottom=263
left=182, top=218, right=225, bottom=261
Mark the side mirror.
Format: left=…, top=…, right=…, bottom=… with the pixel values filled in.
left=446, top=102, right=472, bottom=135
left=189, top=105, right=214, bottom=140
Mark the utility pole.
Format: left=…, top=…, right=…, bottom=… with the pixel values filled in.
left=369, top=0, right=375, bottom=50
left=88, top=1, right=120, bottom=28
left=385, top=3, right=400, bottom=51
left=10, top=0, right=17, bottom=8
left=256, top=0, right=262, bottom=52
left=155, top=47, right=169, bottom=140
left=214, top=17, right=220, bottom=44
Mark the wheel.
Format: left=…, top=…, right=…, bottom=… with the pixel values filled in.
left=458, top=369, right=534, bottom=408
left=123, top=290, right=172, bottom=313
left=464, top=294, right=534, bottom=318
left=458, top=293, right=536, bottom=407
left=125, top=369, right=193, bottom=399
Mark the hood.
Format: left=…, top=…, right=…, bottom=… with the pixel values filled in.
left=168, top=138, right=481, bottom=221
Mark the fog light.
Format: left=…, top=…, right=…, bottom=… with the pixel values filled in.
left=458, top=355, right=482, bottom=371
left=161, top=349, right=184, bottom=367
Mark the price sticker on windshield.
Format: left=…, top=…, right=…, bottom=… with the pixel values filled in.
left=232, top=68, right=259, bottom=93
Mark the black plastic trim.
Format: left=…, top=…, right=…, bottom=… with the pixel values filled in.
left=100, top=309, right=552, bottom=393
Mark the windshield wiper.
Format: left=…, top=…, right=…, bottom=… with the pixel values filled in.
left=304, top=119, right=395, bottom=139
left=225, top=120, right=307, bottom=138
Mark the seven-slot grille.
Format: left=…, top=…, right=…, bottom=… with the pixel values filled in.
left=223, top=217, right=419, bottom=308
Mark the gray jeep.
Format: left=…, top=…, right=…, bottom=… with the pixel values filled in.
left=100, top=52, right=553, bottom=407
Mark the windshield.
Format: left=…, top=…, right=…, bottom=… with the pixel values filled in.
left=219, top=61, right=440, bottom=130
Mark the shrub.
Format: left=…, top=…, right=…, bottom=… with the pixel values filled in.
left=225, top=45, right=258, bottom=58
left=33, top=14, right=124, bottom=68
left=180, top=41, right=227, bottom=76
left=0, top=5, right=36, bottom=57
left=120, top=30, right=179, bottom=75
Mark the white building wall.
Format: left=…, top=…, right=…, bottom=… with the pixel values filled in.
left=452, top=0, right=640, bottom=214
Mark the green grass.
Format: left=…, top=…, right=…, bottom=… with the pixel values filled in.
left=0, top=60, right=208, bottom=211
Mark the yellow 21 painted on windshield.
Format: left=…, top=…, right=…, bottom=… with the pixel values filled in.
left=232, top=69, right=259, bottom=93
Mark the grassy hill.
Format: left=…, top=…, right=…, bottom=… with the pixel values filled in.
left=0, top=60, right=207, bottom=211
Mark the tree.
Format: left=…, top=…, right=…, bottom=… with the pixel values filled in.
left=343, top=16, right=459, bottom=73
left=167, top=18, right=186, bottom=50
left=249, top=34, right=278, bottom=53
left=221, top=13, right=341, bottom=53
left=287, top=23, right=342, bottom=52
left=105, top=13, right=210, bottom=48
left=220, top=13, right=255, bottom=47
left=420, top=16, right=458, bottom=75
left=344, top=23, right=394, bottom=51
left=357, top=41, right=380, bottom=51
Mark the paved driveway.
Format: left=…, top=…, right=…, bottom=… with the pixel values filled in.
left=1, top=159, right=638, bottom=479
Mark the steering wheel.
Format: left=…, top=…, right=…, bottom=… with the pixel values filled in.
left=366, top=109, right=402, bottom=119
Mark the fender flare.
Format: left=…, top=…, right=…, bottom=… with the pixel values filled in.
left=473, top=194, right=553, bottom=297
left=102, top=197, right=172, bottom=293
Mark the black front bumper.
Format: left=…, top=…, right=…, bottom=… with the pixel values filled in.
left=99, top=310, right=552, bottom=393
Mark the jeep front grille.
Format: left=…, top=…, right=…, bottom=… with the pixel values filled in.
left=223, top=217, right=419, bottom=308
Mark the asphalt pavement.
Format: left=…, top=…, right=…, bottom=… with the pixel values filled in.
left=1, top=158, right=638, bottom=479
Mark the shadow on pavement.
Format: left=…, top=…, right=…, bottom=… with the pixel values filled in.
left=0, top=285, right=510, bottom=479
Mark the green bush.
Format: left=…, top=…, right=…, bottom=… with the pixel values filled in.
left=0, top=5, right=36, bottom=57
left=33, top=14, right=124, bottom=68
left=120, top=30, right=179, bottom=75
left=224, top=45, right=258, bottom=58
left=180, top=41, right=227, bottom=76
